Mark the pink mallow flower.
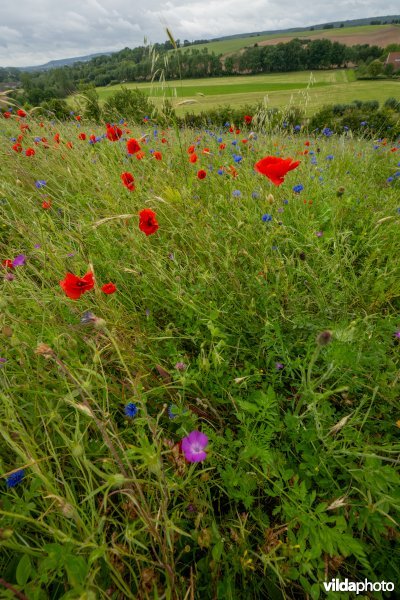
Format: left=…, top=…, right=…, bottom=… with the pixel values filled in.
left=181, top=431, right=208, bottom=463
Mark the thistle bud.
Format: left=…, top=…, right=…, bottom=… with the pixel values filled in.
left=316, top=330, right=333, bottom=346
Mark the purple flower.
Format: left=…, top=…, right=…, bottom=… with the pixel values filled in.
left=275, top=362, right=284, bottom=370
left=181, top=431, right=208, bottom=463
left=35, top=180, right=46, bottom=189
left=0, top=357, right=6, bottom=367
left=394, top=331, right=400, bottom=339
left=315, top=231, right=323, bottom=237
left=175, top=362, right=187, bottom=371
left=12, top=254, right=26, bottom=267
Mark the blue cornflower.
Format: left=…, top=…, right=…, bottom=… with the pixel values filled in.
left=387, top=177, right=394, bottom=183
left=294, top=125, right=301, bottom=132
left=282, top=121, right=288, bottom=128
left=251, top=191, right=260, bottom=198
left=34, top=136, right=41, bottom=142
left=293, top=184, right=304, bottom=193
left=326, top=155, right=334, bottom=160
left=283, top=199, right=289, bottom=204
left=217, top=137, right=223, bottom=143
left=217, top=169, right=224, bottom=175
left=360, top=121, right=367, bottom=126
left=168, top=404, right=178, bottom=419
left=124, top=402, right=138, bottom=418
left=80, top=311, right=97, bottom=324
left=322, top=127, right=333, bottom=137
left=6, top=469, right=25, bottom=488
left=35, top=180, right=46, bottom=189
left=233, top=154, right=242, bottom=162
left=232, top=140, right=238, bottom=146
left=343, top=125, right=349, bottom=131
left=232, top=190, right=241, bottom=197
left=262, top=214, right=273, bottom=222
left=119, top=119, right=125, bottom=124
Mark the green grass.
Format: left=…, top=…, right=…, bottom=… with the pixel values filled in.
left=1, top=113, right=400, bottom=599
left=94, top=69, right=400, bottom=116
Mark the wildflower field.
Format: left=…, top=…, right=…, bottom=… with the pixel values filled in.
left=0, top=109, right=400, bottom=599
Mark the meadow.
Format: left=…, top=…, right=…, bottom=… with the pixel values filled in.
left=94, top=70, right=400, bottom=116
left=0, top=109, right=400, bottom=599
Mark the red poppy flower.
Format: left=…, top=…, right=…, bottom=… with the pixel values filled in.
left=244, top=115, right=252, bottom=124
left=219, top=143, right=226, bottom=150
left=75, top=115, right=82, bottom=121
left=101, top=282, right=117, bottom=294
left=60, top=272, right=95, bottom=300
left=106, top=123, right=122, bottom=141
left=126, top=138, right=141, bottom=155
left=17, top=109, right=26, bottom=118
left=153, top=151, right=162, bottom=160
left=136, top=151, right=145, bottom=160
left=139, top=209, right=159, bottom=236
left=2, top=259, right=14, bottom=269
left=3, top=111, right=11, bottom=119
left=197, top=169, right=207, bottom=179
left=66, top=141, right=73, bottom=149
left=42, top=200, right=51, bottom=209
left=254, top=156, right=300, bottom=186
left=121, top=172, right=135, bottom=191
left=12, top=143, right=22, bottom=153
left=189, top=153, right=198, bottom=163
left=20, top=124, right=29, bottom=132
left=25, top=148, right=35, bottom=156
left=78, top=133, right=86, bottom=140
left=54, top=133, right=60, bottom=144
left=187, top=145, right=195, bottom=154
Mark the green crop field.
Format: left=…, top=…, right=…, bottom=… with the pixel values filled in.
left=93, top=69, right=400, bottom=116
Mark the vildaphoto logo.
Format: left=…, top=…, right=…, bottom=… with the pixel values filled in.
left=323, top=579, right=395, bottom=594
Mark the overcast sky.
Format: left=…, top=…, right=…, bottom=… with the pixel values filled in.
left=0, top=0, right=399, bottom=68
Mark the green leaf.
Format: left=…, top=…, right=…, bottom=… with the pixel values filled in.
left=65, top=555, right=88, bottom=587
left=212, top=540, right=224, bottom=562
left=16, top=554, right=32, bottom=586
left=310, top=582, right=320, bottom=600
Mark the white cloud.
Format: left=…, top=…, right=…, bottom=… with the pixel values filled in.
left=0, top=0, right=398, bottom=67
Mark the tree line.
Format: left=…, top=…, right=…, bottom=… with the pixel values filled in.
left=0, top=37, right=395, bottom=107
